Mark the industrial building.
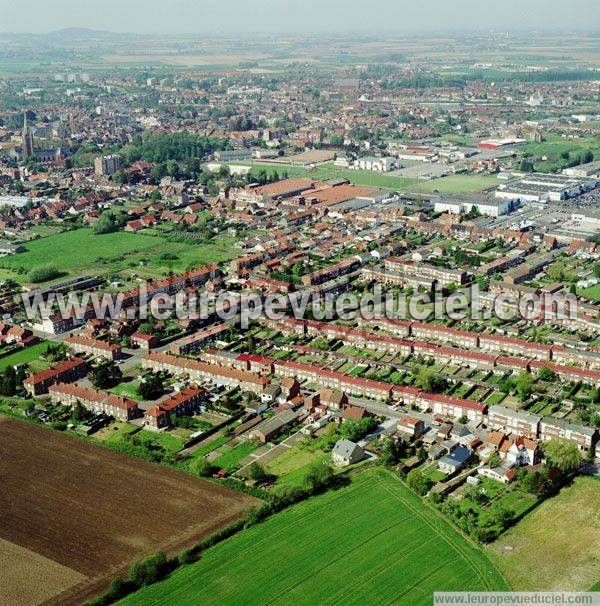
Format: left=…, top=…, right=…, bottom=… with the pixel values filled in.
left=495, top=172, right=599, bottom=203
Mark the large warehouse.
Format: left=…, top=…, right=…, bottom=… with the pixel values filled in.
left=495, top=172, right=599, bottom=202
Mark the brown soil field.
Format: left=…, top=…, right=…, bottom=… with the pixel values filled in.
left=0, top=537, right=85, bottom=606
left=0, top=417, right=257, bottom=605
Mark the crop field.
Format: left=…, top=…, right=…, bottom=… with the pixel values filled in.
left=490, top=477, right=600, bottom=592
left=0, top=228, right=239, bottom=283
left=0, top=417, right=257, bottom=605
left=123, top=468, right=507, bottom=606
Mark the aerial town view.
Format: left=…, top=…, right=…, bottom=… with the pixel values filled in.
left=0, top=1, right=599, bottom=605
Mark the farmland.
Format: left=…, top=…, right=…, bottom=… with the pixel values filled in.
left=0, top=228, right=239, bottom=284
left=0, top=416, right=257, bottom=605
left=122, top=468, right=508, bottom=606
left=490, top=477, right=600, bottom=592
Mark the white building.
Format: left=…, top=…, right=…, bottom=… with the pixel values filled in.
left=353, top=156, right=396, bottom=172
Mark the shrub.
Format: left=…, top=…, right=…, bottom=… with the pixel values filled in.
left=27, top=264, right=62, bottom=283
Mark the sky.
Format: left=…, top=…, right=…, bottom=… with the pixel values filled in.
left=1, top=0, right=599, bottom=34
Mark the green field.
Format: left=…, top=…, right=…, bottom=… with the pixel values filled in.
left=578, top=284, right=600, bottom=303
left=0, top=341, right=49, bottom=372
left=121, top=468, right=507, bottom=605
left=409, top=174, right=500, bottom=194
left=220, top=161, right=499, bottom=195
left=0, top=228, right=239, bottom=283
left=307, top=164, right=419, bottom=190
left=490, top=477, right=600, bottom=592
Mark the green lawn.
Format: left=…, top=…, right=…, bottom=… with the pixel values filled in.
left=109, top=380, right=143, bottom=401
left=121, top=468, right=508, bottom=606
left=490, top=477, right=600, bottom=592
left=0, top=228, right=239, bottom=283
left=410, top=174, right=500, bottom=194
left=578, top=284, right=600, bottom=303
left=212, top=441, right=259, bottom=472
left=266, top=443, right=330, bottom=487
left=0, top=341, right=49, bottom=372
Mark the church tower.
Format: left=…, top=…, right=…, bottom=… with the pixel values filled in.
left=22, top=112, right=35, bottom=158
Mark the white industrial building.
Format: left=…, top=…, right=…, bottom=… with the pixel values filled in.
left=434, top=196, right=511, bottom=218
left=495, top=172, right=599, bottom=203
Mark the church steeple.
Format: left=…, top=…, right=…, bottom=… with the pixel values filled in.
left=22, top=111, right=35, bottom=158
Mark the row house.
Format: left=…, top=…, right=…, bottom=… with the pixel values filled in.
left=235, top=353, right=276, bottom=376
left=419, top=393, right=487, bottom=423
left=410, top=322, right=479, bottom=349
left=551, top=346, right=600, bottom=371
left=487, top=405, right=541, bottom=439
left=169, top=323, right=229, bottom=355
left=229, top=238, right=295, bottom=275
left=530, top=361, right=600, bottom=388
left=141, top=352, right=270, bottom=394
left=540, top=417, right=597, bottom=453
left=65, top=335, right=122, bottom=361
left=479, top=333, right=552, bottom=361
left=301, top=257, right=361, bottom=287
left=23, top=357, right=88, bottom=396
left=48, top=382, right=139, bottom=421
left=273, top=359, right=393, bottom=400
left=384, top=258, right=467, bottom=286
left=144, top=386, right=206, bottom=430
left=356, top=317, right=412, bottom=338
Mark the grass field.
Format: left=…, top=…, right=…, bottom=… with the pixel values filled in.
left=409, top=174, right=500, bottom=194
left=0, top=416, right=256, bottom=605
left=490, top=477, right=600, bottom=592
left=0, top=341, right=49, bottom=372
left=307, top=163, right=419, bottom=190
left=122, top=468, right=508, bottom=606
left=231, top=162, right=500, bottom=194
left=0, top=228, right=239, bottom=283
left=578, top=284, right=600, bottom=303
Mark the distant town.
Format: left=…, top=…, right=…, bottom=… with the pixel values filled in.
left=0, top=26, right=598, bottom=606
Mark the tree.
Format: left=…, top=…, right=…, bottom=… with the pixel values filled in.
left=128, top=551, right=169, bottom=587
left=339, top=417, right=378, bottom=442
left=414, top=366, right=447, bottom=393
left=27, top=264, right=62, bottom=283
left=547, top=261, right=574, bottom=284
left=519, top=159, right=535, bottom=172
left=45, top=342, right=67, bottom=362
left=91, top=361, right=122, bottom=389
left=193, top=459, right=216, bottom=477
left=248, top=462, right=274, bottom=484
left=70, top=400, right=89, bottom=422
left=0, top=366, right=17, bottom=396
left=93, top=209, right=126, bottom=235
left=138, top=371, right=164, bottom=400
left=302, top=463, right=334, bottom=491
left=380, top=437, right=401, bottom=467
left=515, top=371, right=534, bottom=401
left=407, top=469, right=433, bottom=496
left=544, top=437, right=582, bottom=473
left=538, top=366, right=557, bottom=382
left=487, top=452, right=502, bottom=468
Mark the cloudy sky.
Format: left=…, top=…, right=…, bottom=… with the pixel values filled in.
left=2, top=0, right=599, bottom=34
